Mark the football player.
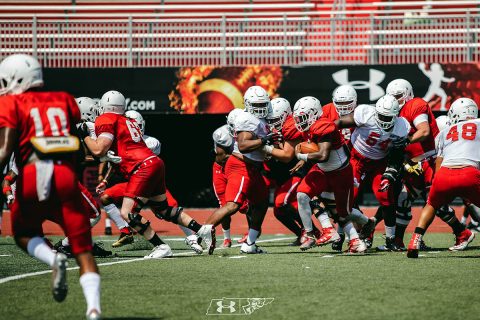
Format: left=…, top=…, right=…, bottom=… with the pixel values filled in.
left=203, top=86, right=281, bottom=254
left=83, top=90, right=214, bottom=258
left=0, top=54, right=101, bottom=319
left=336, top=94, right=411, bottom=251
left=293, top=96, right=366, bottom=253
left=407, top=98, right=479, bottom=258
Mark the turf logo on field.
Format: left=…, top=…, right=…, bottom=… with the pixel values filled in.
left=206, top=298, right=274, bottom=316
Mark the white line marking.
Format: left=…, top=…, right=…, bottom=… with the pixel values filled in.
left=321, top=255, right=334, bottom=258
left=0, top=236, right=295, bottom=284
left=0, top=254, right=12, bottom=257
left=228, top=256, right=247, bottom=259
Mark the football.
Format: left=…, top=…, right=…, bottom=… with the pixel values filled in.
left=299, top=141, right=319, bottom=153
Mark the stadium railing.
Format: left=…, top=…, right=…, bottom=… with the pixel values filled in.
left=0, top=1, right=479, bottom=67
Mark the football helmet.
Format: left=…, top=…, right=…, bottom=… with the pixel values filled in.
left=375, top=94, right=400, bottom=131
left=125, top=110, right=145, bottom=135
left=386, top=79, right=413, bottom=109
left=244, top=86, right=271, bottom=118
left=0, top=54, right=43, bottom=95
left=435, top=115, right=450, bottom=131
left=266, top=97, right=291, bottom=131
left=332, top=85, right=357, bottom=116
left=293, top=96, right=322, bottom=132
left=448, top=97, right=478, bottom=125
left=75, top=97, right=98, bottom=123
left=100, top=90, right=126, bottom=115
left=226, top=108, right=244, bottom=136
left=212, top=125, right=233, bottom=148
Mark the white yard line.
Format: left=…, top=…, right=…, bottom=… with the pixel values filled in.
left=0, top=236, right=295, bottom=285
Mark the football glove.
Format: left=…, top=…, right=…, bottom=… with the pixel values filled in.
left=6, top=194, right=14, bottom=206
left=261, top=132, right=283, bottom=145
left=99, top=150, right=122, bottom=164
left=405, top=162, right=423, bottom=176
left=378, top=167, right=399, bottom=192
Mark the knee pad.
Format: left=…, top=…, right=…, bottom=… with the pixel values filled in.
left=149, top=199, right=183, bottom=223
left=436, top=205, right=456, bottom=224
left=128, top=212, right=150, bottom=235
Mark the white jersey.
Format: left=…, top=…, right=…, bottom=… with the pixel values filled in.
left=213, top=124, right=234, bottom=151
left=144, top=135, right=161, bottom=156
left=233, top=112, right=269, bottom=162
left=436, top=119, right=480, bottom=168
left=351, top=104, right=411, bottom=160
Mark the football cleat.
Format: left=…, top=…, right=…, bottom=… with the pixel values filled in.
left=53, top=240, right=73, bottom=258
left=300, top=236, right=316, bottom=251
left=197, top=224, right=216, bottom=255
left=315, top=227, right=340, bottom=246
left=377, top=236, right=402, bottom=252
left=104, top=226, right=112, bottom=235
left=359, top=218, right=376, bottom=240
left=449, top=229, right=475, bottom=251
left=299, top=229, right=308, bottom=244
left=92, top=243, right=112, bottom=257
left=111, top=232, right=134, bottom=248
left=185, top=234, right=203, bottom=254
left=237, top=233, right=248, bottom=244
left=394, top=237, right=406, bottom=251
left=240, top=242, right=267, bottom=254
left=419, top=239, right=432, bottom=251
left=144, top=244, right=173, bottom=259
left=222, top=238, right=232, bottom=248
left=407, top=233, right=422, bottom=258
left=331, top=233, right=345, bottom=252
left=348, top=238, right=367, bottom=254
left=52, top=253, right=68, bottom=302
left=86, top=309, right=101, bottom=320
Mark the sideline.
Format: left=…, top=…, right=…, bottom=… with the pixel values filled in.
left=0, top=236, right=295, bottom=285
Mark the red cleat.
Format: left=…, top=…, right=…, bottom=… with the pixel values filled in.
left=300, top=236, right=316, bottom=251
left=449, top=229, right=475, bottom=251
left=407, top=233, right=421, bottom=258
left=348, top=238, right=367, bottom=254
left=237, top=233, right=248, bottom=244
left=222, top=239, right=232, bottom=248
left=315, top=227, right=340, bottom=246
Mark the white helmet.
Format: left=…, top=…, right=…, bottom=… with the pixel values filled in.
left=212, top=124, right=233, bottom=148
left=0, top=54, right=43, bottom=95
left=448, top=97, right=478, bottom=125
left=332, top=85, right=357, bottom=116
left=226, top=108, right=244, bottom=136
left=75, top=97, right=98, bottom=123
left=266, top=98, right=291, bottom=131
left=125, top=110, right=145, bottom=135
left=243, top=86, right=271, bottom=119
left=375, top=94, right=400, bottom=131
left=435, top=115, right=450, bottom=132
left=100, top=90, right=126, bottom=115
left=386, top=79, right=413, bottom=109
left=293, top=96, right=322, bottom=132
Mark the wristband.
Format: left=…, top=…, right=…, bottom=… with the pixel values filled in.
left=3, top=175, right=14, bottom=183
left=3, top=185, right=12, bottom=195
left=101, top=179, right=108, bottom=186
left=296, top=153, right=308, bottom=162
left=263, top=145, right=274, bottom=155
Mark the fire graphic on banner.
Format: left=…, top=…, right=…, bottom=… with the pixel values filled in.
left=169, top=66, right=283, bottom=114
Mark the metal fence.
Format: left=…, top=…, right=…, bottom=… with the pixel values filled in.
left=1, top=13, right=479, bottom=67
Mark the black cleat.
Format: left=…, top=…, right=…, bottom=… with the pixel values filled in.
left=53, top=240, right=73, bottom=258
left=289, top=237, right=302, bottom=246
left=419, top=239, right=432, bottom=251
left=92, top=242, right=112, bottom=257
left=377, top=236, right=402, bottom=252
left=331, top=233, right=345, bottom=252
left=359, top=218, right=376, bottom=240
left=104, top=227, right=112, bottom=235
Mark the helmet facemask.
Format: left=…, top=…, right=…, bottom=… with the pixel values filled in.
left=333, top=99, right=356, bottom=116
left=246, top=101, right=270, bottom=118
left=375, top=112, right=396, bottom=131
left=294, top=110, right=315, bottom=132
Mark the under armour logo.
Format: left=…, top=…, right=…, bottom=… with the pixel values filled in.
left=332, top=69, right=385, bottom=101
left=216, top=300, right=236, bottom=313
left=206, top=298, right=274, bottom=316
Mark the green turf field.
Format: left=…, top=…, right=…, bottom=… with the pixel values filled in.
left=0, top=233, right=479, bottom=320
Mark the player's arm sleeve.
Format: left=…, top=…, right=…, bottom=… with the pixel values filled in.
left=395, top=117, right=412, bottom=139
left=411, top=102, right=429, bottom=127
left=146, top=137, right=161, bottom=155
left=353, top=104, right=371, bottom=127
left=0, top=96, right=17, bottom=129
left=436, top=131, right=445, bottom=157
left=95, top=116, right=115, bottom=141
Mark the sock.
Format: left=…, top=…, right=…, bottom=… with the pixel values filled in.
left=223, top=229, right=231, bottom=240
left=104, top=204, right=129, bottom=229
left=148, top=234, right=165, bottom=246
left=246, top=228, right=260, bottom=245
left=350, top=208, right=368, bottom=225
left=395, top=224, right=407, bottom=241
left=179, top=225, right=194, bottom=236
left=374, top=207, right=383, bottom=224
left=105, top=218, right=111, bottom=228
left=297, top=192, right=313, bottom=232
left=61, top=237, right=70, bottom=247
left=414, top=227, right=426, bottom=236
left=343, top=222, right=359, bottom=240
left=337, top=225, right=344, bottom=235
left=27, top=237, right=56, bottom=267
left=79, top=272, right=101, bottom=315
left=317, top=212, right=333, bottom=229
left=385, top=226, right=396, bottom=238
left=450, top=220, right=465, bottom=235
left=187, top=219, right=202, bottom=233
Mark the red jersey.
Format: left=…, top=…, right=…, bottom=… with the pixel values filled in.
left=281, top=115, right=302, bottom=141
left=95, top=112, right=155, bottom=177
left=0, top=91, right=80, bottom=166
left=322, top=102, right=354, bottom=141
left=400, top=97, right=439, bottom=159
left=302, top=118, right=345, bottom=150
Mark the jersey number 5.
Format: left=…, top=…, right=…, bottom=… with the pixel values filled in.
left=446, top=123, right=477, bottom=141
